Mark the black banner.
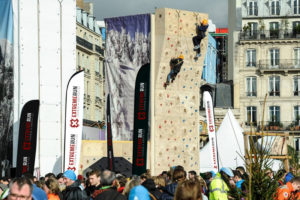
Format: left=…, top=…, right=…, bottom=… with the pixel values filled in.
left=106, top=96, right=115, bottom=171
left=132, top=63, right=150, bottom=175
left=16, top=100, right=40, bottom=177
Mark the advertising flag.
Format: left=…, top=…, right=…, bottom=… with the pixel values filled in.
left=132, top=64, right=150, bottom=175
left=64, top=71, right=84, bottom=175
left=203, top=91, right=219, bottom=172
left=16, top=100, right=39, bottom=177
left=106, top=95, right=115, bottom=171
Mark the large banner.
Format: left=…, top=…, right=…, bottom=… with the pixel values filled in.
left=0, top=0, right=14, bottom=177
left=203, top=91, right=219, bottom=172
left=64, top=71, right=84, bottom=175
left=105, top=14, right=151, bottom=141
left=16, top=100, right=39, bottom=177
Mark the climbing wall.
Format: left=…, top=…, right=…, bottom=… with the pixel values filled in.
left=152, top=8, right=208, bottom=175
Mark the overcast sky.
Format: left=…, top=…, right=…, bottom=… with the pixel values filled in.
left=87, top=0, right=228, bottom=27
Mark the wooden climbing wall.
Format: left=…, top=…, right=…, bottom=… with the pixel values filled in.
left=151, top=8, right=208, bottom=175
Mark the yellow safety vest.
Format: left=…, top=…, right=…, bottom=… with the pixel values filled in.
left=209, top=173, right=229, bottom=200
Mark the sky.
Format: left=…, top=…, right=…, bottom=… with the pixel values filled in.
left=87, top=0, right=228, bottom=28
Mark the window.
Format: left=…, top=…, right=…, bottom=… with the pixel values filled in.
left=83, top=32, right=87, bottom=40
left=295, top=0, right=300, bottom=14
left=270, top=49, right=279, bottom=68
left=269, top=106, right=280, bottom=124
left=294, top=106, right=300, bottom=124
left=96, top=84, right=100, bottom=97
left=246, top=77, right=257, bottom=96
left=86, top=56, right=90, bottom=73
left=269, top=22, right=279, bottom=38
left=293, top=21, right=300, bottom=35
left=249, top=22, right=258, bottom=36
left=248, top=1, right=258, bottom=16
left=81, top=54, right=85, bottom=70
left=269, top=76, right=280, bottom=96
left=246, top=106, right=257, bottom=125
left=294, top=76, right=300, bottom=96
left=246, top=49, right=256, bottom=67
left=271, top=0, right=280, bottom=15
left=95, top=59, right=100, bottom=73
left=77, top=52, right=80, bottom=68
left=294, top=48, right=300, bottom=67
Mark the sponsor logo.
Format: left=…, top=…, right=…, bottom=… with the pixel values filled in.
left=68, top=134, right=76, bottom=167
left=136, top=129, right=144, bottom=167
left=23, top=113, right=33, bottom=151
left=70, top=119, right=79, bottom=128
left=70, top=86, right=79, bottom=128
left=137, top=83, right=146, bottom=120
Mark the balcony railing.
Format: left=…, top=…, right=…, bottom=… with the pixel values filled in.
left=246, top=92, right=257, bottom=97
left=240, top=29, right=300, bottom=40
left=77, top=36, right=93, bottom=50
left=245, top=121, right=300, bottom=131
left=269, top=91, right=280, bottom=96
left=95, top=45, right=104, bottom=55
left=259, top=59, right=300, bottom=70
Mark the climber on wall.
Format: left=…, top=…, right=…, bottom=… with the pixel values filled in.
left=164, top=54, right=184, bottom=89
left=193, top=19, right=209, bottom=59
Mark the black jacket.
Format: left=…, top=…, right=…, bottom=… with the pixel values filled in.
left=170, top=58, right=183, bottom=74
left=62, top=180, right=88, bottom=200
left=94, top=188, right=126, bottom=200
left=142, top=179, right=162, bottom=200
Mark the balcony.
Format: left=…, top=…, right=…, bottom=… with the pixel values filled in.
left=239, top=29, right=300, bottom=41
left=245, top=121, right=300, bottom=132
left=77, top=36, right=93, bottom=50
left=258, top=59, right=300, bottom=74
left=95, top=45, right=104, bottom=55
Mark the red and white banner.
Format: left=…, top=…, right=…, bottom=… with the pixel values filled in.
left=203, top=91, right=219, bottom=172
left=64, top=71, right=84, bottom=175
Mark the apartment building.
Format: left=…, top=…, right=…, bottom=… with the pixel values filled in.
left=76, top=5, right=105, bottom=124
left=235, top=0, right=300, bottom=133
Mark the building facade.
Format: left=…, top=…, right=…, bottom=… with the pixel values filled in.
left=76, top=5, right=105, bottom=124
left=235, top=0, right=300, bottom=132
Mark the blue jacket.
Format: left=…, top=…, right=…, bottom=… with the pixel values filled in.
left=160, top=182, right=178, bottom=200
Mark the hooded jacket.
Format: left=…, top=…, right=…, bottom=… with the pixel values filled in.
left=62, top=180, right=88, bottom=200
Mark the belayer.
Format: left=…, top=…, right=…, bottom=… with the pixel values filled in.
left=164, top=54, right=184, bottom=89
left=193, top=19, right=209, bottom=59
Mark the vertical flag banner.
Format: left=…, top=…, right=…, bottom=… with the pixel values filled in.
left=203, top=91, right=219, bottom=172
left=16, top=100, right=40, bottom=177
left=0, top=0, right=14, bottom=177
left=132, top=64, right=150, bottom=175
left=106, top=95, right=115, bottom=171
left=64, top=71, right=84, bottom=175
left=105, top=14, right=151, bottom=141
